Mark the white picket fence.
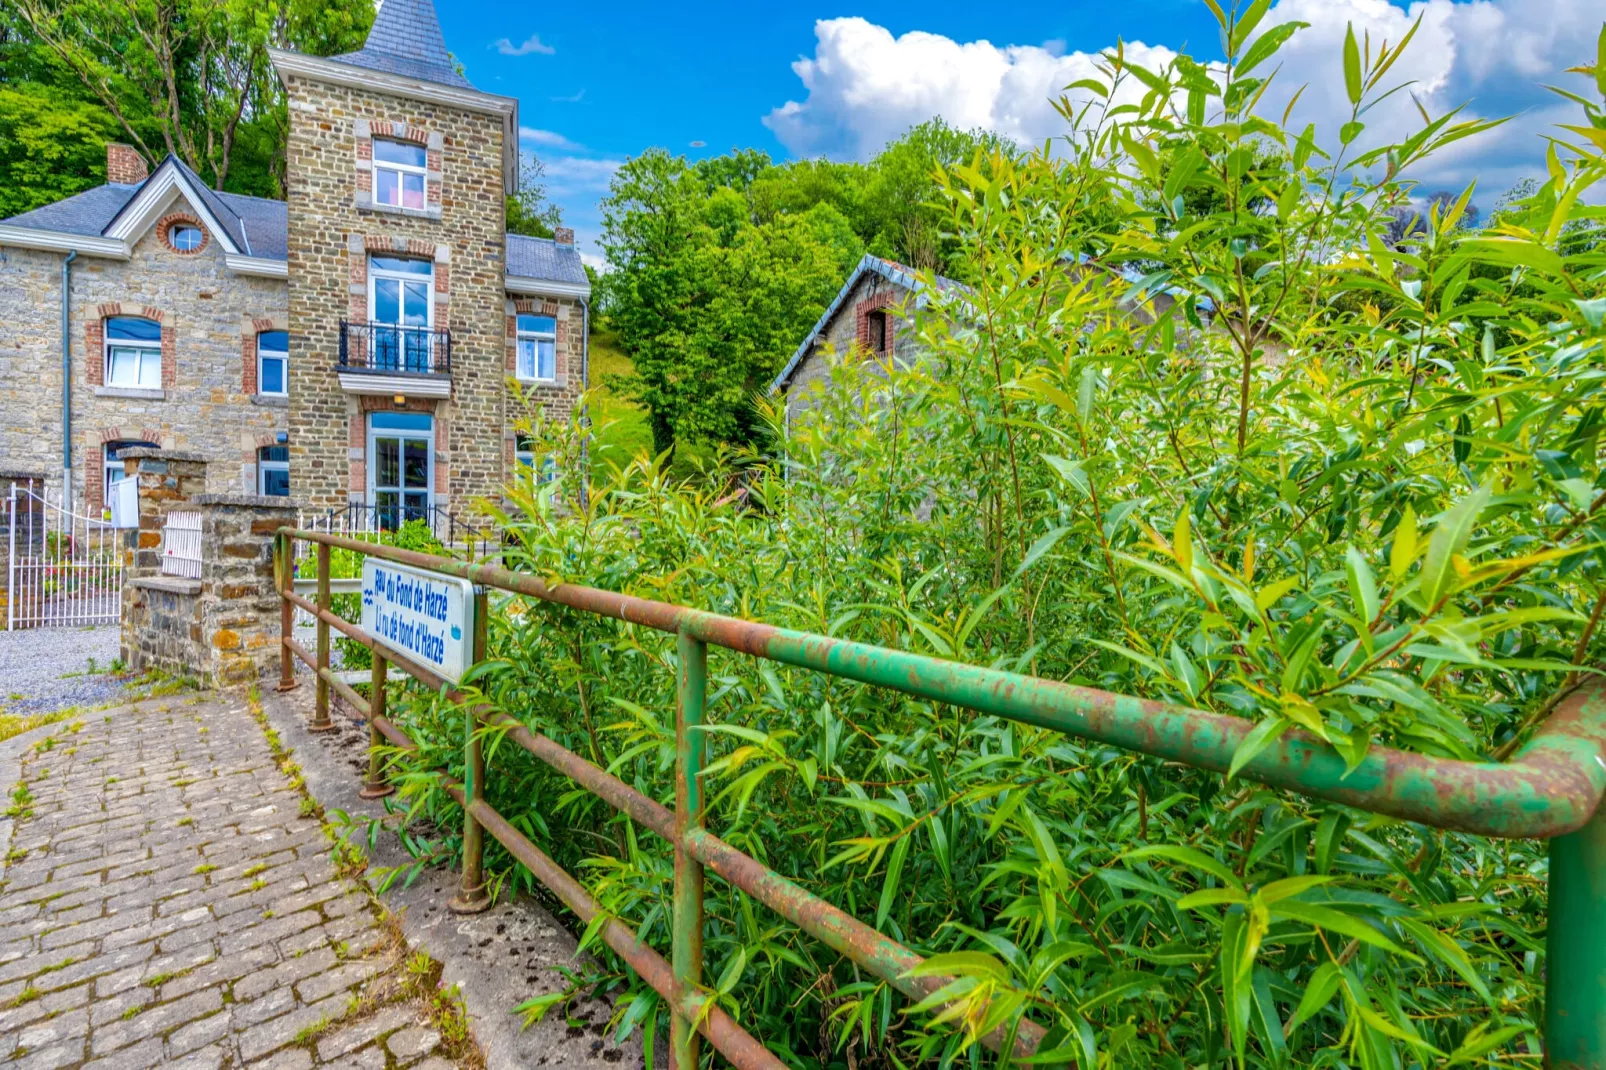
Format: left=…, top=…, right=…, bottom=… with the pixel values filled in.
left=5, top=484, right=127, bottom=629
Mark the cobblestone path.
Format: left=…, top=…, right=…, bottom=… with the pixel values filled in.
left=0, top=693, right=469, bottom=1069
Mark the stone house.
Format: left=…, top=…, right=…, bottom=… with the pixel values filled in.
left=770, top=254, right=964, bottom=429
left=0, top=0, right=589, bottom=527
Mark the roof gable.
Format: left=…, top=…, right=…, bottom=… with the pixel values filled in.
left=102, top=156, right=246, bottom=255
left=770, top=255, right=962, bottom=394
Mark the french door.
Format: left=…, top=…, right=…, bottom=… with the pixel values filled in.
left=367, top=412, right=433, bottom=529
left=369, top=255, right=433, bottom=372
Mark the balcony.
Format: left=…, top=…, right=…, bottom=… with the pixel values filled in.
left=337, top=320, right=452, bottom=398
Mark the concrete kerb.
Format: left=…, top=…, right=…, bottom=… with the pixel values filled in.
left=259, top=676, right=657, bottom=1069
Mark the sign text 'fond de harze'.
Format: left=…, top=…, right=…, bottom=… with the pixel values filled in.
left=360, top=559, right=475, bottom=681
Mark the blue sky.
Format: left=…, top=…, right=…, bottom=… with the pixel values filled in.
left=434, top=0, right=1602, bottom=262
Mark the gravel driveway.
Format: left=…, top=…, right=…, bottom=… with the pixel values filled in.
left=0, top=624, right=131, bottom=716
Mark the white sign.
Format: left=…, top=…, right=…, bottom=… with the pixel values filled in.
left=361, top=559, right=476, bottom=681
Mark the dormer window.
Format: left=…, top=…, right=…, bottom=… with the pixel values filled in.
left=373, top=139, right=427, bottom=210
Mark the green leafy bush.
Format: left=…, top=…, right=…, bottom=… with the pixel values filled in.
left=377, top=10, right=1606, bottom=1067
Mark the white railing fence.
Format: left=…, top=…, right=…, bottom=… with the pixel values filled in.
left=5, top=484, right=127, bottom=629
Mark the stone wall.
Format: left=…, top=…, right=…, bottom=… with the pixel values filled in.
left=283, top=74, right=509, bottom=513
left=502, top=293, right=584, bottom=477
left=119, top=484, right=297, bottom=688
left=197, top=494, right=299, bottom=687
left=0, top=218, right=288, bottom=517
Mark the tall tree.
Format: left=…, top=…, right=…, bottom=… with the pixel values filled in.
left=7, top=0, right=371, bottom=194
left=599, top=150, right=862, bottom=456
left=506, top=154, right=563, bottom=239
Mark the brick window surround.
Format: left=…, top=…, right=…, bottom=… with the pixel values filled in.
left=353, top=120, right=444, bottom=219
left=855, top=290, right=900, bottom=356
left=505, top=299, right=569, bottom=385
left=346, top=396, right=450, bottom=500
left=87, top=303, right=175, bottom=389
left=241, top=315, right=288, bottom=396
left=156, top=212, right=208, bottom=256
left=347, top=236, right=451, bottom=330
left=86, top=425, right=166, bottom=511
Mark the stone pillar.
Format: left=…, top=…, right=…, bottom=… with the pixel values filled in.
left=118, top=448, right=209, bottom=577
left=197, top=494, right=300, bottom=687
left=120, top=491, right=299, bottom=688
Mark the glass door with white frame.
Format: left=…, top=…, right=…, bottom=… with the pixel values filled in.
left=369, top=256, right=433, bottom=372
left=367, top=412, right=433, bottom=530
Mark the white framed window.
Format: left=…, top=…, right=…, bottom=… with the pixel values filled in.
left=170, top=225, right=203, bottom=251
left=258, top=445, right=289, bottom=496
left=373, top=138, right=427, bottom=210
left=369, top=256, right=435, bottom=372
left=257, top=330, right=288, bottom=396
left=104, top=316, right=162, bottom=389
left=515, top=314, right=556, bottom=382
left=105, top=438, right=159, bottom=495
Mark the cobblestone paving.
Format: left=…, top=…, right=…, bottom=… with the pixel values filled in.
left=0, top=693, right=467, bottom=1069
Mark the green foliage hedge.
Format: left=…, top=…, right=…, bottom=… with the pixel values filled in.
left=369, top=11, right=1606, bottom=1068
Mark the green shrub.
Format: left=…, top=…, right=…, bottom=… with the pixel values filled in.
left=374, top=11, right=1606, bottom=1067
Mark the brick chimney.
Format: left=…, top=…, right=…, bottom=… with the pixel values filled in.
left=554, top=227, right=574, bottom=245
left=106, top=143, right=149, bottom=186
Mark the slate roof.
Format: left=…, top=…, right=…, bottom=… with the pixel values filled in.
left=328, top=0, right=475, bottom=90
left=506, top=235, right=589, bottom=288
left=216, top=192, right=288, bottom=261
left=2, top=184, right=138, bottom=237
left=771, top=255, right=966, bottom=393
left=2, top=155, right=291, bottom=262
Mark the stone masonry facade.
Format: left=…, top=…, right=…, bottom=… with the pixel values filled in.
left=783, top=267, right=920, bottom=427
left=286, top=76, right=518, bottom=513
left=0, top=230, right=288, bottom=514
left=1, top=0, right=589, bottom=525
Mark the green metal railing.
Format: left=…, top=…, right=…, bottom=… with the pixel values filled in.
left=275, top=527, right=1606, bottom=1067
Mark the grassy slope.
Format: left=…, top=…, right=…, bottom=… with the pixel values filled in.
left=585, top=329, right=655, bottom=475
left=585, top=329, right=716, bottom=479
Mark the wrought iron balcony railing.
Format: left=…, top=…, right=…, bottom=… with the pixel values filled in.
left=338, top=320, right=451, bottom=376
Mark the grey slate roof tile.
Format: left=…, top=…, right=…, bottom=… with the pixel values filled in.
left=1, top=184, right=138, bottom=236
left=329, top=0, right=475, bottom=90
left=217, top=193, right=287, bottom=261
left=506, top=235, right=589, bottom=287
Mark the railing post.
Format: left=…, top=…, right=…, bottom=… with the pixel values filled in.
left=449, top=587, right=492, bottom=914
left=310, top=540, right=335, bottom=731
left=671, top=629, right=707, bottom=1069
left=359, top=652, right=394, bottom=800
left=1547, top=803, right=1606, bottom=1066
left=275, top=532, right=296, bottom=692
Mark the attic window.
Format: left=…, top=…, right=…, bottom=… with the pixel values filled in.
left=170, top=226, right=203, bottom=251
left=373, top=138, right=427, bottom=210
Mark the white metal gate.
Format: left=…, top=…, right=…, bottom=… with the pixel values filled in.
left=5, top=485, right=126, bottom=629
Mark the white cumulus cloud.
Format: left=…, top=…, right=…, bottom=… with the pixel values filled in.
left=764, top=18, right=1176, bottom=160
left=492, top=33, right=555, bottom=57
left=766, top=5, right=1605, bottom=196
